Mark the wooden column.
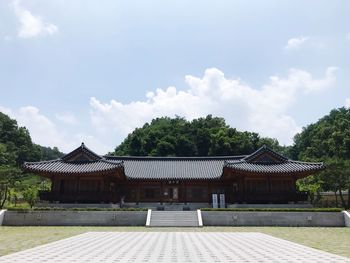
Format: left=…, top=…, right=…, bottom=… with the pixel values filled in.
left=208, top=181, right=212, bottom=203
left=75, top=176, right=80, bottom=203
left=76, top=176, right=80, bottom=192
left=184, top=181, right=187, bottom=204
left=242, top=176, right=246, bottom=203
left=292, top=174, right=297, bottom=203
left=51, top=175, right=55, bottom=191
left=136, top=181, right=140, bottom=204
left=160, top=181, right=164, bottom=205
left=267, top=174, right=271, bottom=203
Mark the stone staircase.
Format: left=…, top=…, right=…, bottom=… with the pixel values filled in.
left=149, top=210, right=200, bottom=227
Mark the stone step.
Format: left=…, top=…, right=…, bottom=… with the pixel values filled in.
left=149, top=211, right=199, bottom=227
left=150, top=224, right=198, bottom=227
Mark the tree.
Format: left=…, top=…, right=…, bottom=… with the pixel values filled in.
left=23, top=186, right=39, bottom=209
left=114, top=115, right=284, bottom=156
left=291, top=108, right=350, bottom=208
left=296, top=175, right=323, bottom=206
left=0, top=112, right=63, bottom=208
left=291, top=108, right=350, bottom=160
left=319, top=159, right=350, bottom=209
left=156, top=141, right=175, bottom=156
left=0, top=166, right=22, bottom=209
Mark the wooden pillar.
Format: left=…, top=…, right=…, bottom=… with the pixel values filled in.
left=160, top=181, right=164, bottom=205
left=49, top=175, right=54, bottom=203
left=51, top=175, right=55, bottom=192
left=75, top=176, right=80, bottom=203
left=292, top=174, right=297, bottom=191
left=267, top=174, right=271, bottom=203
left=101, top=177, right=105, bottom=192
left=292, top=174, right=297, bottom=203
left=136, top=181, right=140, bottom=204
left=208, top=181, right=212, bottom=203
left=242, top=176, right=246, bottom=203
left=184, top=181, right=187, bottom=204
left=76, top=176, right=80, bottom=192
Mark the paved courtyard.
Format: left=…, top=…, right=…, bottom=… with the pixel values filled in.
left=0, top=232, right=349, bottom=262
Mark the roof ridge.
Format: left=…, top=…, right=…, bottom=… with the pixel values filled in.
left=24, top=159, right=61, bottom=165
left=105, top=155, right=246, bottom=161
left=289, top=160, right=324, bottom=165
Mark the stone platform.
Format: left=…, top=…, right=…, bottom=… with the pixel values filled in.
left=0, top=232, right=349, bottom=262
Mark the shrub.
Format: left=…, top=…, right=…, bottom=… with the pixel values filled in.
left=200, top=208, right=342, bottom=212
left=6, top=207, right=147, bottom=212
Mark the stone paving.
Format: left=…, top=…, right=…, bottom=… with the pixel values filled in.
left=0, top=232, right=349, bottom=262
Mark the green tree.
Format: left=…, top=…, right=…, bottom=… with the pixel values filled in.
left=0, top=166, right=22, bottom=209
left=0, top=111, right=63, bottom=208
left=23, top=186, right=39, bottom=209
left=296, top=175, right=323, bottom=206
left=319, top=159, right=350, bottom=209
left=114, top=115, right=283, bottom=156
left=292, top=107, right=350, bottom=208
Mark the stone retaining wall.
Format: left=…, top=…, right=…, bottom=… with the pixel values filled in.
left=2, top=210, right=347, bottom=227
left=3, top=211, right=147, bottom=226
left=201, top=211, right=345, bottom=227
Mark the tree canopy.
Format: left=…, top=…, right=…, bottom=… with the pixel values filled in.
left=0, top=112, right=64, bottom=208
left=114, top=115, right=283, bottom=156
left=291, top=107, right=350, bottom=160
left=291, top=107, right=350, bottom=208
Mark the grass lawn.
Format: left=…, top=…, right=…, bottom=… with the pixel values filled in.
left=0, top=226, right=349, bottom=258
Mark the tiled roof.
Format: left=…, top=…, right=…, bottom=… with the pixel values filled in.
left=23, top=144, right=324, bottom=178
left=106, top=156, right=244, bottom=180
left=23, top=143, right=123, bottom=175
left=225, top=145, right=324, bottom=174
left=224, top=160, right=324, bottom=174
left=23, top=159, right=123, bottom=174
left=243, top=145, right=288, bottom=163
left=61, top=143, right=102, bottom=162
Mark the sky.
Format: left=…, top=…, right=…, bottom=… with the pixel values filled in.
left=0, top=0, right=349, bottom=154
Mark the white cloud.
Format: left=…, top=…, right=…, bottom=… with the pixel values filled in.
left=55, top=112, right=78, bottom=125
left=90, top=67, right=337, bottom=146
left=285, top=36, right=309, bottom=50
left=0, top=68, right=337, bottom=154
left=0, top=106, right=109, bottom=154
left=12, top=0, right=58, bottom=38
left=345, top=98, right=350, bottom=108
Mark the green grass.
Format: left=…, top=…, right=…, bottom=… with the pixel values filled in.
left=0, top=227, right=349, bottom=258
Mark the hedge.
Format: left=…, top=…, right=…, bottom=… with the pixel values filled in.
left=6, top=207, right=148, bottom=212
left=200, top=208, right=343, bottom=212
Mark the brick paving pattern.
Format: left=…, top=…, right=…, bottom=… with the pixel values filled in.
left=1, top=232, right=349, bottom=262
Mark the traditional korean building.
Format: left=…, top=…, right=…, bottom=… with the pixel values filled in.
left=23, top=143, right=324, bottom=206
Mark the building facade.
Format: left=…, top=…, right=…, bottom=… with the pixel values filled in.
left=23, top=143, right=324, bottom=206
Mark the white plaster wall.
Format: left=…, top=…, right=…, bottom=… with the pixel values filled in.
left=0, top=210, right=6, bottom=226
left=343, top=211, right=350, bottom=227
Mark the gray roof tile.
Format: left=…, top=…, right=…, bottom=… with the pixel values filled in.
left=106, top=156, right=243, bottom=180
left=22, top=144, right=324, bottom=178
left=23, top=159, right=123, bottom=174
left=224, top=160, right=324, bottom=173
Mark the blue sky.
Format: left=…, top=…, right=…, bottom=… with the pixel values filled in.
left=0, top=0, right=349, bottom=154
